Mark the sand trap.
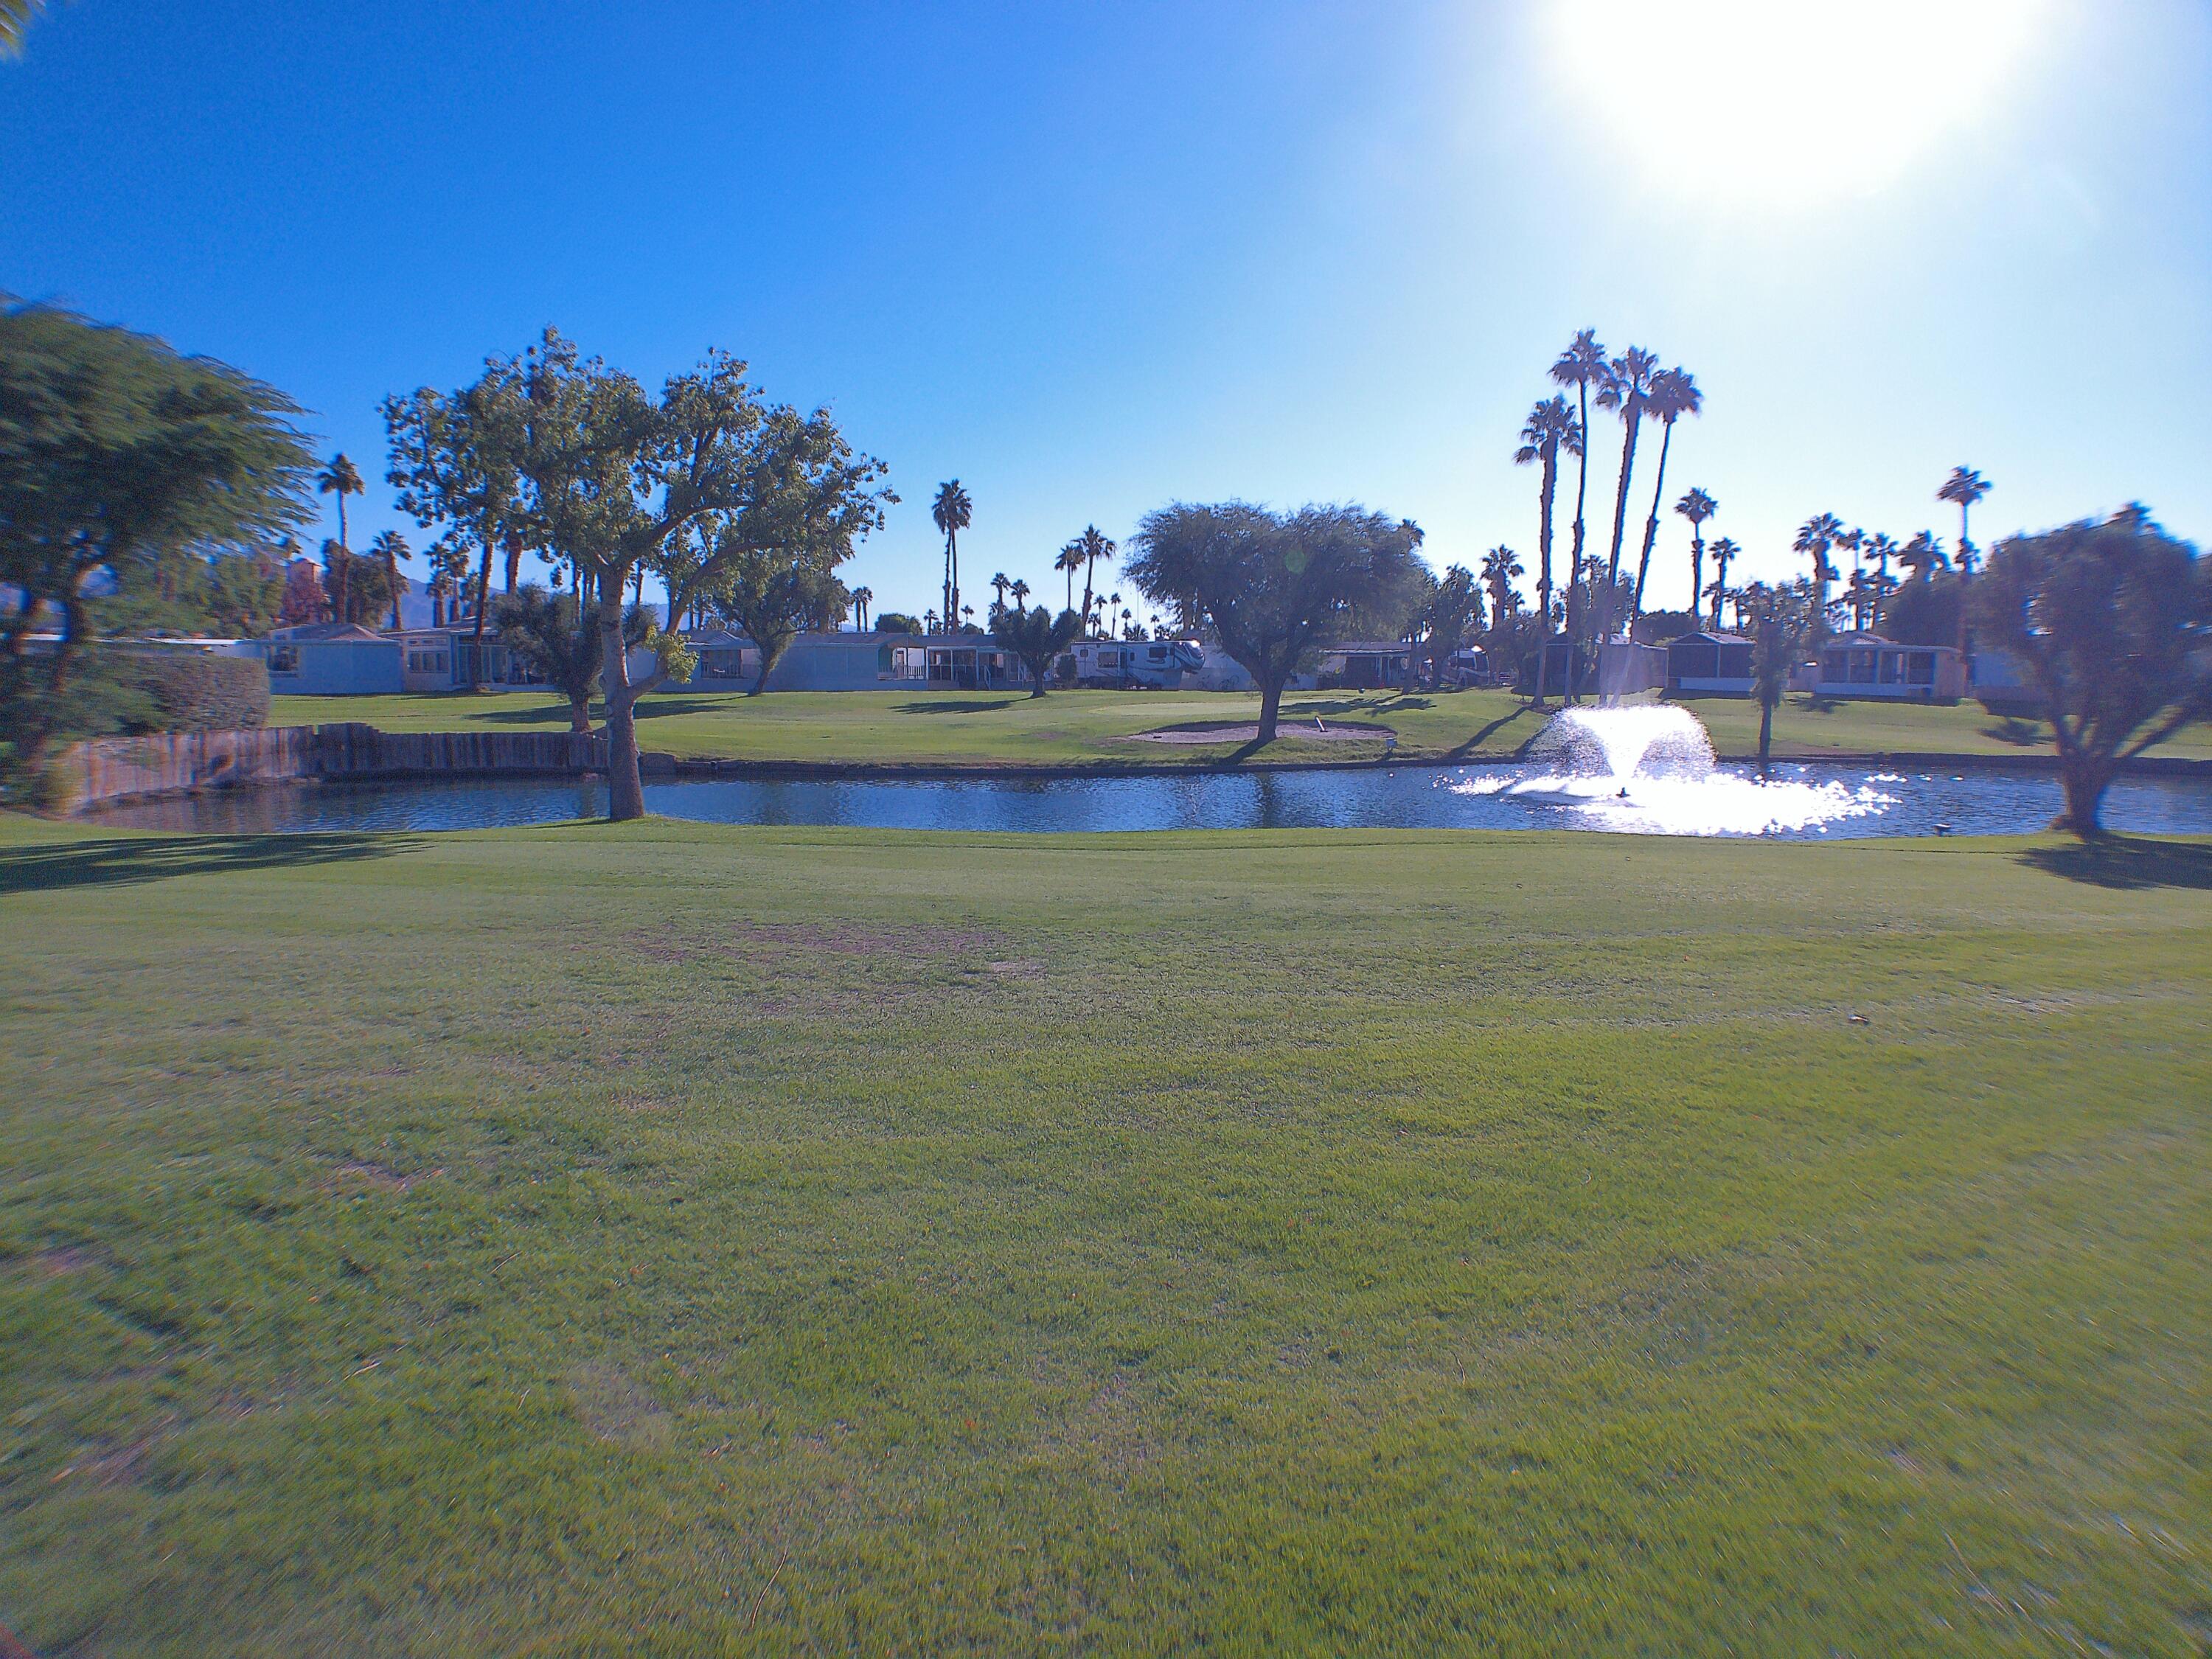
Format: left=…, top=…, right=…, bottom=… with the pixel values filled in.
left=1130, top=720, right=1397, bottom=745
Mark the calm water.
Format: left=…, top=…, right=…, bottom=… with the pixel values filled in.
left=86, top=764, right=2212, bottom=839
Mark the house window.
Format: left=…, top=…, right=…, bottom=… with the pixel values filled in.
left=1879, top=650, right=1903, bottom=685
left=1907, top=651, right=1935, bottom=684
left=268, top=645, right=299, bottom=675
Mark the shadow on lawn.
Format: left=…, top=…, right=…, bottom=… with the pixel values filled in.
left=2018, top=836, right=2212, bottom=891
left=893, top=698, right=1022, bottom=714
left=0, top=833, right=422, bottom=896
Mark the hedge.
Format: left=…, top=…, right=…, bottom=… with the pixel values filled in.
left=139, top=652, right=271, bottom=731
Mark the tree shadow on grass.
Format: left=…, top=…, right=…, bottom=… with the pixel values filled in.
left=1448, top=706, right=1541, bottom=760
left=2017, top=836, right=2212, bottom=891
left=0, top=833, right=423, bottom=897
left=892, top=698, right=1023, bottom=715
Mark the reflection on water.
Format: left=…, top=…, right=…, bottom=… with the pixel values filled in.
left=84, top=764, right=2212, bottom=839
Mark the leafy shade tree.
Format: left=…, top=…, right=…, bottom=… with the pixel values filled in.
left=1675, top=488, right=1717, bottom=621
left=385, top=372, right=525, bottom=684
left=400, top=329, right=888, bottom=817
left=1969, top=506, right=2208, bottom=835
left=1514, top=395, right=1582, bottom=704
left=1596, top=345, right=1660, bottom=605
left=368, top=529, right=411, bottom=630
left=204, top=552, right=286, bottom=637
left=323, top=542, right=392, bottom=627
left=989, top=602, right=1083, bottom=697
left=1419, top=563, right=1484, bottom=686
left=932, top=481, right=971, bottom=633
left=1127, top=502, right=1424, bottom=743
left=874, top=610, right=921, bottom=636
left=317, top=451, right=364, bottom=549
left=1705, top=535, right=1739, bottom=628
left=1630, top=368, right=1703, bottom=619
left=490, top=583, right=645, bottom=733
left=708, top=549, right=851, bottom=693
left=0, top=302, right=313, bottom=776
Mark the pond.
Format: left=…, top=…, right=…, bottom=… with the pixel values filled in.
left=85, top=762, right=2212, bottom=839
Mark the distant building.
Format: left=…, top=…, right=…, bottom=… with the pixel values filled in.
left=1665, top=630, right=1756, bottom=698
left=1811, top=633, right=1967, bottom=703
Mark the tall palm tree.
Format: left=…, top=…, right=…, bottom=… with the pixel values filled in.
left=1006, top=579, right=1028, bottom=613
left=850, top=585, right=873, bottom=630
left=369, top=529, right=411, bottom=632
left=1793, top=512, right=1846, bottom=640
left=317, top=452, right=364, bottom=549
left=1054, top=539, right=1085, bottom=611
left=1480, top=545, right=1523, bottom=639
left=1074, top=525, right=1116, bottom=635
left=1899, top=529, right=1947, bottom=584
left=1936, top=467, right=1990, bottom=563
left=1514, top=395, right=1582, bottom=704
left=1860, top=534, right=1897, bottom=627
left=1630, top=366, right=1702, bottom=619
left=1548, top=330, right=1607, bottom=634
left=1674, top=488, right=1716, bottom=621
left=931, top=481, right=973, bottom=635
left=924, top=608, right=939, bottom=634
left=990, top=571, right=1010, bottom=613
left=1595, top=347, right=1660, bottom=618
left=1705, top=536, right=1739, bottom=629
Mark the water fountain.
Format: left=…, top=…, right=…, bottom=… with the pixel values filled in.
left=1453, top=703, right=1899, bottom=835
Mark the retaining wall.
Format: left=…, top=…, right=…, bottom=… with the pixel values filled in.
left=60, top=723, right=607, bottom=813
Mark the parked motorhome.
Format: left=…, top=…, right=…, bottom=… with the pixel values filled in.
left=1317, top=642, right=1413, bottom=691
left=1062, top=638, right=1203, bottom=689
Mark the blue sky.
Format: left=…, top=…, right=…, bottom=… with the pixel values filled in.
left=4, top=1, right=2207, bottom=620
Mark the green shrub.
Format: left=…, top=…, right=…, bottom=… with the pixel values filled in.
left=138, top=651, right=271, bottom=731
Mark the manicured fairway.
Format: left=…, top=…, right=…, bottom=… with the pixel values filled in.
left=2, top=815, right=2208, bottom=1656
left=267, top=684, right=2212, bottom=768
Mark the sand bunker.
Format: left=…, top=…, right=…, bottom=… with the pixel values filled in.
left=1130, top=720, right=1397, bottom=745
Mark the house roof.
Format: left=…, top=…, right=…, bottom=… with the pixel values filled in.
left=268, top=622, right=386, bottom=642
left=1668, top=630, right=1749, bottom=645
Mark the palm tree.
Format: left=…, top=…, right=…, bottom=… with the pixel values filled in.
left=1009, top=578, right=1030, bottom=613
left=1054, top=539, right=1086, bottom=611
left=1548, top=330, right=1607, bottom=636
left=1514, top=395, right=1582, bottom=704
left=1793, top=512, right=1846, bottom=639
left=1595, top=347, right=1660, bottom=619
left=369, top=529, right=411, bottom=631
left=1674, top=488, right=1716, bottom=622
left=1480, top=544, right=1523, bottom=642
left=1899, top=529, right=1947, bottom=585
left=851, top=585, right=873, bottom=631
left=1, top=0, right=52, bottom=56
left=1630, top=367, right=1703, bottom=619
left=1860, top=535, right=1897, bottom=627
left=317, top=452, right=364, bottom=549
left=990, top=571, right=1011, bottom=613
left=931, top=481, right=973, bottom=636
left=923, top=608, right=939, bottom=634
left=1937, top=467, right=1990, bottom=563
left=1074, top=525, right=1116, bottom=633
left=1705, top=536, right=1739, bottom=629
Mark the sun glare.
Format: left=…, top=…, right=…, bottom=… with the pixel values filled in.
left=1548, top=0, right=2049, bottom=204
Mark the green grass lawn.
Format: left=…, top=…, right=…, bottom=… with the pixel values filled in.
left=268, top=685, right=2212, bottom=769
left=4, top=815, right=2209, bottom=1656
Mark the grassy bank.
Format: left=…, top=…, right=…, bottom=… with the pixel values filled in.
left=267, top=685, right=2212, bottom=770
left=3, top=815, right=2209, bottom=1655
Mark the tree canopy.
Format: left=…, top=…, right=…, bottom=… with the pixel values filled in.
left=989, top=602, right=1083, bottom=697
left=1, top=301, right=313, bottom=779
left=1969, top=507, right=2208, bottom=835
left=1126, top=502, right=1424, bottom=742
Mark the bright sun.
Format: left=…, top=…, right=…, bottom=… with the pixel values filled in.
left=1548, top=0, right=2050, bottom=203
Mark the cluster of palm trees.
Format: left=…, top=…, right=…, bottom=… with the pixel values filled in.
left=905, top=493, right=1147, bottom=639
left=1774, top=467, right=1991, bottom=643
left=1511, top=330, right=1709, bottom=700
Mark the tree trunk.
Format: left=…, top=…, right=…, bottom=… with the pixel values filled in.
left=567, top=694, right=593, bottom=735
left=1758, top=695, right=1775, bottom=776
left=1689, top=535, right=1703, bottom=625
left=2054, top=754, right=2110, bottom=838
left=386, top=553, right=404, bottom=631
left=470, top=543, right=493, bottom=689
left=1606, top=411, right=1641, bottom=599
left=1631, top=419, right=1674, bottom=620
left=1256, top=675, right=1284, bottom=744
left=504, top=533, right=522, bottom=593
left=599, top=606, right=646, bottom=821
